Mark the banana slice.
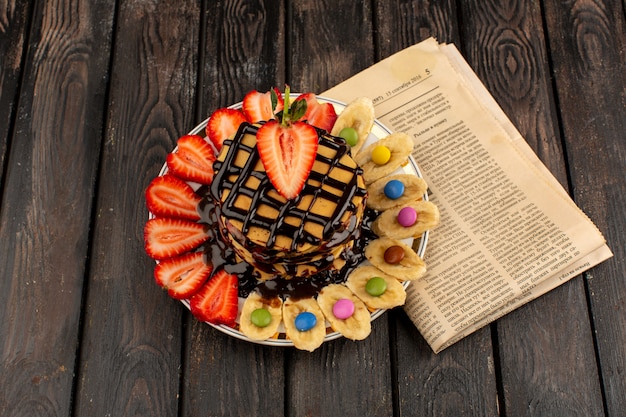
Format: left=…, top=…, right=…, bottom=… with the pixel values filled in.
left=346, top=265, right=406, bottom=310
left=365, top=237, right=427, bottom=281
left=367, top=174, right=428, bottom=211
left=317, top=284, right=371, bottom=340
left=239, top=292, right=283, bottom=340
left=331, top=97, right=375, bottom=155
left=282, top=297, right=326, bottom=351
left=354, top=133, right=414, bottom=185
left=371, top=200, right=440, bottom=239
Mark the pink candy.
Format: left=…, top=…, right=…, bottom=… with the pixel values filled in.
left=333, top=298, right=355, bottom=319
left=397, top=207, right=417, bottom=227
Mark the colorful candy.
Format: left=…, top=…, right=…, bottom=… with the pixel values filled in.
left=332, top=298, right=355, bottom=319
left=365, top=276, right=387, bottom=296
left=383, top=179, right=405, bottom=199
left=384, top=245, right=405, bottom=264
left=294, top=311, right=317, bottom=332
left=338, top=127, right=359, bottom=147
left=371, top=145, right=391, bottom=165
left=250, top=308, right=272, bottom=327
left=397, top=206, right=417, bottom=227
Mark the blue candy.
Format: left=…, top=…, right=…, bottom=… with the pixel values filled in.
left=384, top=179, right=405, bottom=199
left=294, top=311, right=317, bottom=332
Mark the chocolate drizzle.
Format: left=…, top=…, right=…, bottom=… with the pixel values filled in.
left=197, top=121, right=375, bottom=300
left=210, top=122, right=367, bottom=269
left=197, top=186, right=379, bottom=300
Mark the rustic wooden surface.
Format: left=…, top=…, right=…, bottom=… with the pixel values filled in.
left=0, top=1, right=624, bottom=416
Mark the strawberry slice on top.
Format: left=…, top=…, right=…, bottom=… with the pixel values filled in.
left=296, top=92, right=338, bottom=132
left=145, top=174, right=201, bottom=221
left=206, top=107, right=246, bottom=151
left=154, top=252, right=212, bottom=300
left=166, top=134, right=216, bottom=185
left=256, top=87, right=319, bottom=200
left=190, top=269, right=239, bottom=327
left=242, top=88, right=284, bottom=123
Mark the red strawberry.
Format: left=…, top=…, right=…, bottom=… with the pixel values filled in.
left=145, top=175, right=201, bottom=221
left=206, top=107, right=246, bottom=151
left=242, top=88, right=284, bottom=123
left=190, top=269, right=239, bottom=327
left=154, top=252, right=212, bottom=299
left=296, top=93, right=338, bottom=132
left=144, top=217, right=209, bottom=260
left=166, top=135, right=216, bottom=184
left=256, top=87, right=319, bottom=200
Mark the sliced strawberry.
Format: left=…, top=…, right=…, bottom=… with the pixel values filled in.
left=296, top=92, right=338, bottom=132
left=146, top=175, right=201, bottom=221
left=154, top=252, right=212, bottom=299
left=166, top=135, right=216, bottom=184
left=206, top=107, right=246, bottom=151
left=190, top=269, right=239, bottom=327
left=144, top=217, right=209, bottom=260
left=242, top=88, right=284, bottom=123
left=256, top=119, right=319, bottom=200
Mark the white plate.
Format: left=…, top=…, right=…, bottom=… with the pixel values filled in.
left=153, top=95, right=429, bottom=347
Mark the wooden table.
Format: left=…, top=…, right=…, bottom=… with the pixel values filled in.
left=1, top=1, right=624, bottom=416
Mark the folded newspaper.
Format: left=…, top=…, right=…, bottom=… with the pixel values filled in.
left=324, top=37, right=612, bottom=353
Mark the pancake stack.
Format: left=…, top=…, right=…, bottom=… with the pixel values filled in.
left=210, top=122, right=367, bottom=280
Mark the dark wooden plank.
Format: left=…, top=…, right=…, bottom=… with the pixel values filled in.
left=0, top=0, right=32, bottom=184
left=182, top=1, right=287, bottom=416
left=0, top=0, right=115, bottom=414
left=289, top=0, right=375, bottom=92
left=542, top=0, right=626, bottom=415
left=374, top=2, right=500, bottom=415
left=197, top=0, right=286, bottom=109
left=393, top=311, right=499, bottom=416
left=374, top=0, right=460, bottom=59
left=457, top=1, right=607, bottom=416
left=73, top=1, right=200, bottom=416
left=283, top=2, right=398, bottom=416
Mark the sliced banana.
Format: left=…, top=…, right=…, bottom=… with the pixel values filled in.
left=239, top=292, right=283, bottom=340
left=317, top=284, right=372, bottom=340
left=282, top=297, right=327, bottom=351
left=331, top=97, right=375, bottom=155
left=365, top=237, right=427, bottom=281
left=371, top=200, right=440, bottom=239
left=354, top=133, right=414, bottom=185
left=346, top=265, right=406, bottom=310
left=366, top=174, right=428, bottom=211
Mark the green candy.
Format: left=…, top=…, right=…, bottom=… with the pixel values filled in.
left=365, top=277, right=387, bottom=296
left=250, top=308, right=272, bottom=327
left=338, top=127, right=359, bottom=147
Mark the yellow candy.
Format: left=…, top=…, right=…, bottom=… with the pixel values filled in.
left=371, top=145, right=391, bottom=165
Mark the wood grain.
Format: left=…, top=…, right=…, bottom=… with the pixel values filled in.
left=542, top=0, right=626, bottom=415
left=0, top=0, right=114, bottom=414
left=374, top=0, right=460, bottom=58
left=198, top=0, right=285, bottom=113
left=73, top=1, right=200, bottom=416
left=0, top=0, right=31, bottom=184
left=290, top=0, right=374, bottom=92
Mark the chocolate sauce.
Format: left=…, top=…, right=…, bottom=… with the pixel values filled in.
left=195, top=123, right=378, bottom=301
left=210, top=123, right=367, bottom=254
